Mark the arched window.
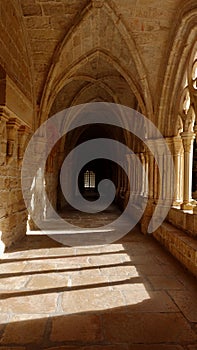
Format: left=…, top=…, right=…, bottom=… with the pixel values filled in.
left=178, top=46, right=197, bottom=210
left=192, top=139, right=197, bottom=198
left=84, top=170, right=95, bottom=189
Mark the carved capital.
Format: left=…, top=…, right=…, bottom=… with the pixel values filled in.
left=172, top=136, right=183, bottom=155
left=182, top=105, right=195, bottom=132
left=180, top=132, right=195, bottom=153
left=146, top=138, right=170, bottom=156
left=18, top=125, right=31, bottom=161
left=194, top=124, right=197, bottom=141
left=140, top=152, right=145, bottom=164
left=0, top=111, right=9, bottom=166
left=6, top=118, right=21, bottom=158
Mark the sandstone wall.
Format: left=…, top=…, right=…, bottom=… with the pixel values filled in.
left=0, top=109, right=31, bottom=249
left=0, top=0, right=33, bottom=102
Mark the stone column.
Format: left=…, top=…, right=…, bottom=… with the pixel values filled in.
left=140, top=153, right=145, bottom=196
left=119, top=160, right=124, bottom=199
left=172, top=136, right=183, bottom=207
left=144, top=153, right=149, bottom=197
left=153, top=139, right=165, bottom=203
left=25, top=135, right=47, bottom=226
left=135, top=153, right=140, bottom=197
left=181, top=132, right=195, bottom=210
left=193, top=125, right=197, bottom=214
left=122, top=157, right=128, bottom=193
left=116, top=163, right=121, bottom=202
left=0, top=111, right=8, bottom=255
left=122, top=155, right=130, bottom=208
left=148, top=152, right=154, bottom=199
left=153, top=155, right=159, bottom=201
left=18, top=125, right=31, bottom=166
left=129, top=153, right=134, bottom=197
left=0, top=110, right=8, bottom=166
left=165, top=138, right=175, bottom=205
left=6, top=118, right=21, bottom=162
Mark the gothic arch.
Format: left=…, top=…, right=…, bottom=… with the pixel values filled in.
left=49, top=73, right=120, bottom=115
left=69, top=80, right=119, bottom=106
left=158, top=1, right=197, bottom=136
left=38, top=1, right=153, bottom=126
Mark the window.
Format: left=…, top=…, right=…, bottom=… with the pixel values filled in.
left=84, top=170, right=95, bottom=189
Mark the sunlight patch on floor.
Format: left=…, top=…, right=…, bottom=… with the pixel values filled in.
left=0, top=242, right=152, bottom=323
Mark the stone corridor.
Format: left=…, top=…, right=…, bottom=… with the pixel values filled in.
left=0, top=205, right=196, bottom=349
left=0, top=0, right=197, bottom=349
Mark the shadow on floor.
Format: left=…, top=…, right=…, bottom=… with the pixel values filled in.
left=0, top=228, right=197, bottom=349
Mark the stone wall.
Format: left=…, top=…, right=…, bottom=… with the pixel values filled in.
left=0, top=61, right=33, bottom=250
left=153, top=222, right=197, bottom=277
left=0, top=108, right=31, bottom=249
left=0, top=0, right=33, bottom=102
left=0, top=0, right=34, bottom=250
left=167, top=208, right=197, bottom=238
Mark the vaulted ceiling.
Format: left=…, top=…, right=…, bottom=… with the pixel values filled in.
left=20, top=0, right=90, bottom=103
left=10, top=0, right=196, bottom=136
left=19, top=0, right=183, bottom=107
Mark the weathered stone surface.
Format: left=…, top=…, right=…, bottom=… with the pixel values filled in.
left=61, top=288, right=125, bottom=313
left=0, top=293, right=58, bottom=314
left=0, top=318, right=46, bottom=344
left=147, top=276, right=185, bottom=290
left=168, top=290, right=197, bottom=322
left=0, top=347, right=25, bottom=350
left=0, top=227, right=196, bottom=348
left=45, top=346, right=128, bottom=350
left=50, top=314, right=102, bottom=342
left=122, top=290, right=179, bottom=312
left=26, top=273, right=69, bottom=290
left=103, top=313, right=197, bottom=343
left=128, top=346, right=184, bottom=350
left=21, top=3, right=42, bottom=16
left=0, top=1, right=32, bottom=100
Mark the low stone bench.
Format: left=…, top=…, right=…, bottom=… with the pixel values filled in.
left=153, top=221, right=197, bottom=277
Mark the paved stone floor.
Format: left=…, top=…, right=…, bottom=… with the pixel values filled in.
left=0, top=205, right=197, bottom=350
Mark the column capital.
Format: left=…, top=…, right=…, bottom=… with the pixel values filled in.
left=18, top=125, right=32, bottom=163
left=146, top=138, right=172, bottom=155
left=6, top=118, right=21, bottom=159
left=140, top=152, right=145, bottom=161
left=172, top=136, right=183, bottom=155
left=18, top=125, right=31, bottom=140
left=7, top=117, right=21, bottom=129
left=180, top=131, right=195, bottom=152
left=194, top=124, right=197, bottom=140
left=0, top=106, right=9, bottom=122
left=180, top=131, right=195, bottom=210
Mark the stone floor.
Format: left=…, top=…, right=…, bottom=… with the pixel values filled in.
left=0, top=205, right=197, bottom=349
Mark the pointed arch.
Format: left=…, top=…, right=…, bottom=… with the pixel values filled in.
left=44, top=50, right=142, bottom=119
left=158, top=1, right=197, bottom=136
left=69, top=79, right=119, bottom=106
left=38, top=1, right=153, bottom=126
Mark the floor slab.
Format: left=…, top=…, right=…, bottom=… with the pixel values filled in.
left=0, top=205, right=196, bottom=349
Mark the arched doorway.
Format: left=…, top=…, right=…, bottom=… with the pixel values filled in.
left=56, top=123, right=127, bottom=212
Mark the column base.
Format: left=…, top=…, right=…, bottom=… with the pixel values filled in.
left=172, top=201, right=181, bottom=208
left=181, top=203, right=193, bottom=210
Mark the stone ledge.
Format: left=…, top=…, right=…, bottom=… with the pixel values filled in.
left=167, top=208, right=197, bottom=238
left=153, top=222, right=197, bottom=277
